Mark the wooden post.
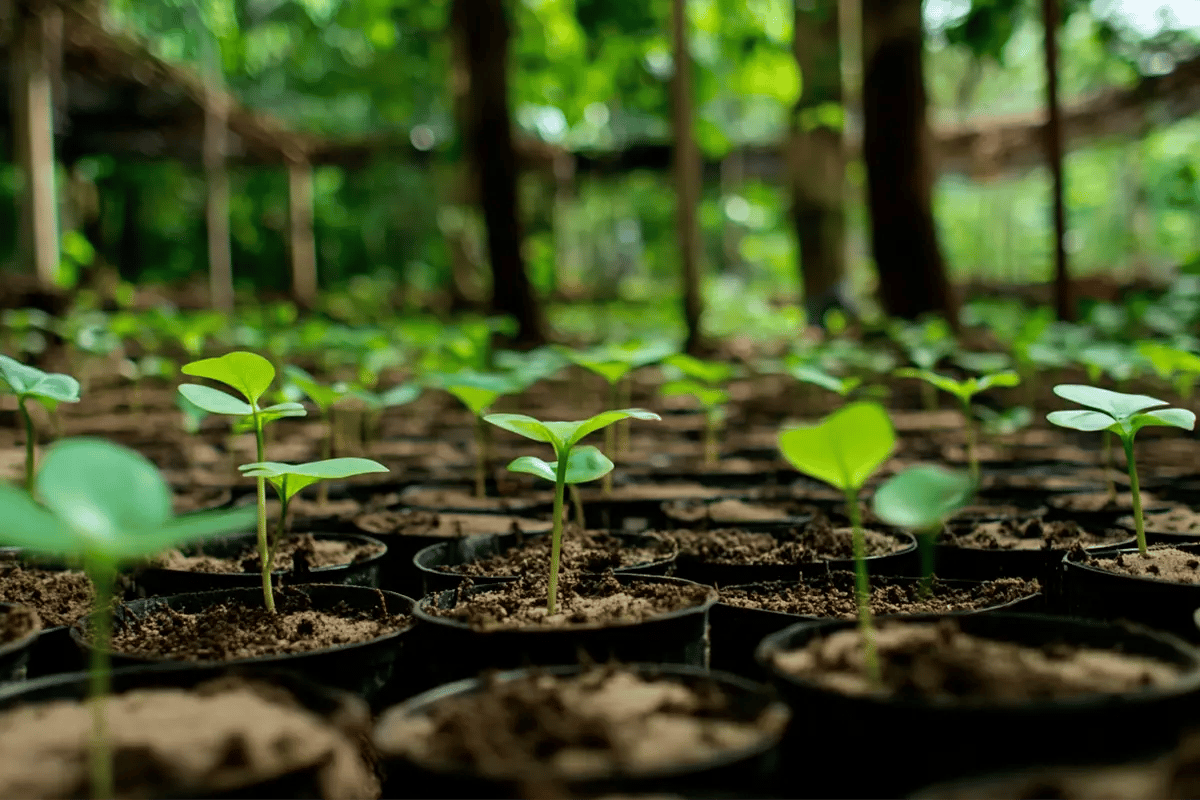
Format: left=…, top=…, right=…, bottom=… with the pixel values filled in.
left=11, top=4, right=61, bottom=287
left=671, top=0, right=705, bottom=354
left=1042, top=0, right=1073, bottom=321
left=287, top=157, right=318, bottom=309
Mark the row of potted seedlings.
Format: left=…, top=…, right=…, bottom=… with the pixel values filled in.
left=3, top=348, right=1200, bottom=798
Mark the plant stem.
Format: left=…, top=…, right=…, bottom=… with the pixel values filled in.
left=19, top=398, right=34, bottom=491
left=569, top=484, right=585, bottom=528
left=547, top=454, right=569, bottom=615
left=1124, top=437, right=1146, bottom=555
left=85, top=562, right=114, bottom=800
left=267, top=489, right=290, bottom=569
left=918, top=528, right=936, bottom=598
left=254, top=416, right=275, bottom=613
left=474, top=414, right=487, bottom=499
left=1103, top=432, right=1117, bottom=503
left=318, top=410, right=332, bottom=507
left=960, top=398, right=978, bottom=483
left=844, top=488, right=880, bottom=687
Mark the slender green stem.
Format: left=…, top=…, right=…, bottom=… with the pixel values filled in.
left=267, top=490, right=290, bottom=569
left=845, top=487, right=880, bottom=687
left=918, top=528, right=936, bottom=598
left=474, top=414, right=487, bottom=499
left=318, top=409, right=332, bottom=507
left=569, top=484, right=585, bottom=528
left=547, top=454, right=570, bottom=615
left=19, top=398, right=34, bottom=491
left=1124, top=437, right=1146, bottom=555
left=254, top=416, right=275, bottom=613
left=961, top=398, right=978, bottom=484
left=1103, top=432, right=1117, bottom=504
left=86, top=562, right=114, bottom=800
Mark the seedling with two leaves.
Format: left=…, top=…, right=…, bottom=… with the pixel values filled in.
left=485, top=409, right=660, bottom=614
left=0, top=355, right=81, bottom=489
left=429, top=369, right=523, bottom=498
left=1047, top=385, right=1195, bottom=555
left=661, top=354, right=736, bottom=467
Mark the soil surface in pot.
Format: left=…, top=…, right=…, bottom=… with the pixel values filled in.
left=1121, top=508, right=1200, bottom=536
left=1048, top=491, right=1163, bottom=513
left=1078, top=546, right=1200, bottom=584
left=355, top=509, right=545, bottom=539
left=944, top=518, right=1124, bottom=551
left=772, top=619, right=1181, bottom=700
left=662, top=497, right=807, bottom=524
left=401, top=485, right=552, bottom=511
left=375, top=665, right=787, bottom=782
left=0, top=565, right=93, bottom=628
left=719, top=574, right=1038, bottom=617
left=152, top=533, right=383, bottom=574
left=0, top=675, right=377, bottom=799
left=0, top=604, right=39, bottom=644
left=438, top=528, right=674, bottom=577
left=105, top=589, right=411, bottom=660
left=657, top=517, right=906, bottom=565
left=427, top=572, right=714, bottom=631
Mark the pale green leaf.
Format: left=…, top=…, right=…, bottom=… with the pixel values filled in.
left=181, top=352, right=275, bottom=405
left=872, top=465, right=975, bottom=531
left=0, top=482, right=77, bottom=555
left=505, top=446, right=615, bottom=485
left=282, top=364, right=342, bottom=411
left=506, top=455, right=558, bottom=483
left=565, top=408, right=660, bottom=449
left=239, top=457, right=388, bottom=501
left=1052, top=385, right=1166, bottom=421
left=1133, top=408, right=1197, bottom=433
left=111, top=506, right=256, bottom=560
left=976, top=371, right=1022, bottom=391
left=1046, top=409, right=1119, bottom=432
left=484, top=413, right=561, bottom=448
left=0, top=355, right=80, bottom=402
left=178, top=384, right=253, bottom=416
left=778, top=401, right=895, bottom=492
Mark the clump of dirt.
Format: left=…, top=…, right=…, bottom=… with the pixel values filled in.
left=0, top=676, right=378, bottom=799
left=943, top=518, right=1127, bottom=551
left=718, top=574, right=1039, bottom=617
left=1081, top=546, right=1200, bottom=584
left=375, top=665, right=788, bottom=786
left=437, top=529, right=675, bottom=577
left=425, top=572, right=714, bottom=631
left=0, top=604, right=40, bottom=645
left=1047, top=491, right=1162, bottom=513
left=0, top=565, right=93, bottom=628
left=772, top=618, right=1181, bottom=700
left=657, top=515, right=907, bottom=566
left=105, top=588, right=410, bottom=660
left=151, top=533, right=383, bottom=575
left=354, top=509, right=546, bottom=539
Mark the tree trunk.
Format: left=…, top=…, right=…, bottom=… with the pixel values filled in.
left=790, top=0, right=848, bottom=326
left=670, top=0, right=705, bottom=354
left=861, top=0, right=955, bottom=322
left=1041, top=0, right=1073, bottom=321
left=287, top=158, right=318, bottom=310
left=118, top=174, right=141, bottom=281
left=11, top=3, right=61, bottom=288
left=450, top=0, right=546, bottom=347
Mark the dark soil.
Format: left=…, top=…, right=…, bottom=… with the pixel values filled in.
left=943, top=518, right=1127, bottom=551
left=426, top=572, right=714, bottom=631
left=718, top=574, right=1039, bottom=617
left=0, top=565, right=94, bottom=628
left=0, top=604, right=39, bottom=644
left=152, top=533, right=383, bottom=575
left=1047, top=490, right=1163, bottom=513
left=0, top=675, right=378, bottom=799
left=656, top=516, right=908, bottom=566
left=1081, top=547, right=1200, bottom=584
left=355, top=509, right=546, bottom=539
left=105, top=589, right=411, bottom=660
left=374, top=665, right=788, bottom=784
left=771, top=618, right=1180, bottom=700
left=437, top=528, right=674, bottom=577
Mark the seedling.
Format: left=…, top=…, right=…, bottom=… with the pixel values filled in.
left=485, top=409, right=661, bottom=614
left=887, top=318, right=956, bottom=410
left=177, top=352, right=306, bottom=612
left=0, top=438, right=253, bottom=800
left=431, top=369, right=521, bottom=498
left=1137, top=341, right=1200, bottom=401
left=0, top=355, right=81, bottom=489
left=894, top=369, right=1020, bottom=482
left=872, top=465, right=975, bottom=595
left=238, top=457, right=389, bottom=572
left=1047, top=385, right=1195, bottom=555
left=778, top=401, right=895, bottom=685
left=787, top=362, right=863, bottom=398
left=1075, top=343, right=1148, bottom=502
left=662, top=354, right=736, bottom=467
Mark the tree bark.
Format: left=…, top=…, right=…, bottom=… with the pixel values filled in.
left=861, top=0, right=955, bottom=322
left=287, top=158, right=318, bottom=310
left=1041, top=0, right=1073, bottom=321
left=670, top=0, right=705, bottom=354
left=450, top=0, right=546, bottom=347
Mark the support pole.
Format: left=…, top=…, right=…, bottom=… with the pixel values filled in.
left=287, top=157, right=318, bottom=309
left=670, top=0, right=705, bottom=354
left=1042, top=0, right=1073, bottom=321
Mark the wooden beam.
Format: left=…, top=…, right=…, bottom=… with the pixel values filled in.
left=287, top=157, right=318, bottom=309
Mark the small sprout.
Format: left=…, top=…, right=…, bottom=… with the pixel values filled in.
left=1047, top=384, right=1195, bottom=555
left=485, top=409, right=660, bottom=614
left=887, top=317, right=956, bottom=409
left=178, top=352, right=306, bottom=612
left=778, top=401, right=896, bottom=685
left=873, top=465, right=975, bottom=595
left=430, top=369, right=522, bottom=498
left=1137, top=341, right=1200, bottom=401
left=0, top=438, right=254, bottom=800
left=787, top=362, right=863, bottom=398
left=976, top=405, right=1033, bottom=437
left=662, top=354, right=736, bottom=467
left=0, top=354, right=81, bottom=490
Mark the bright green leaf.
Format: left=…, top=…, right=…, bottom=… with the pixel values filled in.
left=1052, top=385, right=1166, bottom=421
left=506, top=455, right=557, bottom=483
left=506, top=446, right=615, bottom=485
left=484, top=413, right=562, bottom=448
left=872, top=465, right=975, bottom=531
left=178, top=384, right=254, bottom=416
left=1046, top=409, right=1119, bottom=432
left=778, top=401, right=895, bottom=492
left=181, top=352, right=276, bottom=405
left=1133, top=407, right=1197, bottom=432
left=282, top=364, right=342, bottom=411
left=239, top=457, right=389, bottom=502
left=564, top=408, right=660, bottom=449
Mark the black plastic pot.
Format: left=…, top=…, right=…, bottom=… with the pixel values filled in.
left=412, top=574, right=716, bottom=689
left=756, top=612, right=1200, bottom=798
left=1063, top=543, right=1200, bottom=642
left=0, top=602, right=41, bottom=681
left=372, top=663, right=790, bottom=800
left=131, top=532, right=388, bottom=598
left=413, top=530, right=674, bottom=595
left=709, top=575, right=1042, bottom=680
left=70, top=584, right=416, bottom=708
left=0, top=661, right=376, bottom=799
left=1044, top=488, right=1176, bottom=529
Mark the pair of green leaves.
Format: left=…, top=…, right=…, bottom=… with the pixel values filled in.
left=431, top=369, right=522, bottom=416
left=778, top=402, right=894, bottom=494
left=487, top=409, right=660, bottom=485
left=283, top=365, right=421, bottom=413
left=239, top=457, right=389, bottom=502
left=178, top=352, right=306, bottom=424
left=893, top=368, right=1021, bottom=403
left=0, top=355, right=81, bottom=411
left=1046, top=385, right=1196, bottom=437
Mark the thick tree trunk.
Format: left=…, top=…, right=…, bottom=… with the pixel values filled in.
left=1041, top=0, right=1073, bottom=321
left=861, top=0, right=955, bottom=322
left=791, top=0, right=848, bottom=326
left=287, top=157, right=318, bottom=310
left=118, top=174, right=141, bottom=281
left=670, top=0, right=705, bottom=354
left=450, top=0, right=546, bottom=347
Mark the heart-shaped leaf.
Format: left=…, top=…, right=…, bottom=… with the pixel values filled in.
left=0, top=355, right=80, bottom=403
left=778, top=401, right=895, bottom=492
left=1052, top=385, right=1166, bottom=421
left=178, top=384, right=254, bottom=416
left=240, top=457, right=388, bottom=501
left=872, top=465, right=975, bottom=531
left=506, top=446, right=615, bottom=485
left=182, top=352, right=276, bottom=405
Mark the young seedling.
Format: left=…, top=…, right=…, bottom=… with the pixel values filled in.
left=787, top=362, right=863, bottom=398
left=1137, top=341, right=1200, bottom=401
left=0, top=438, right=253, bottom=800
left=238, top=457, right=389, bottom=573
left=1047, top=385, right=1195, bottom=555
left=485, top=409, right=660, bottom=614
left=887, top=317, right=956, bottom=410
left=177, top=352, right=306, bottom=612
left=282, top=365, right=362, bottom=504
left=661, top=354, right=736, bottom=467
left=894, top=368, right=1020, bottom=482
left=1075, top=343, right=1148, bottom=503
left=0, top=355, right=81, bottom=490
left=431, top=370, right=521, bottom=499
left=872, top=465, right=975, bottom=596
left=778, top=401, right=895, bottom=685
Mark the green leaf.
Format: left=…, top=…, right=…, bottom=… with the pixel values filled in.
left=239, top=457, right=389, bottom=501
left=0, top=355, right=80, bottom=403
left=181, top=352, right=276, bottom=405
left=282, top=364, right=342, bottom=411
left=1046, top=409, right=1119, bottom=432
left=505, top=446, right=615, bottom=485
left=660, top=379, right=729, bottom=408
left=377, top=383, right=421, bottom=408
left=0, top=482, right=77, bottom=555
left=484, top=413, right=563, bottom=449
left=437, top=371, right=518, bottom=415
left=1133, top=408, right=1197, bottom=433
left=788, top=365, right=845, bottom=394
left=872, top=466, right=975, bottom=531
left=894, top=368, right=968, bottom=400
left=256, top=402, right=308, bottom=424
left=506, top=455, right=557, bottom=483
left=178, top=384, right=254, bottom=416
left=112, top=506, right=257, bottom=560
left=1052, top=384, right=1167, bottom=421
left=778, top=401, right=895, bottom=492
left=486, top=408, right=660, bottom=454
left=564, top=408, right=660, bottom=449
left=664, top=353, right=735, bottom=385
left=975, top=371, right=1021, bottom=391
